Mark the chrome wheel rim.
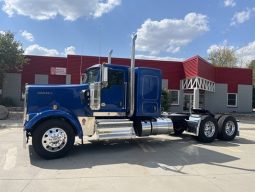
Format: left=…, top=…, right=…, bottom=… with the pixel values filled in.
left=42, top=128, right=67, bottom=152
left=204, top=121, right=215, bottom=138
left=225, top=121, right=236, bottom=136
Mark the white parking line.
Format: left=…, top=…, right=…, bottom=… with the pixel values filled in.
left=137, top=142, right=156, bottom=152
left=0, top=129, right=12, bottom=136
left=220, top=146, right=242, bottom=153
left=239, top=133, right=255, bottom=140
left=3, top=147, right=17, bottom=170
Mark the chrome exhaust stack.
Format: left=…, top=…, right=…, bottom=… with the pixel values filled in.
left=108, top=49, right=113, bottom=64
left=128, top=34, right=137, bottom=117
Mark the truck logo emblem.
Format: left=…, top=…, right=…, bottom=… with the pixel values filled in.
left=37, top=91, right=53, bottom=95
left=82, top=119, right=86, bottom=125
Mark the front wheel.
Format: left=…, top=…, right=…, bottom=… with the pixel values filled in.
left=197, top=115, right=218, bottom=143
left=32, top=119, right=75, bottom=159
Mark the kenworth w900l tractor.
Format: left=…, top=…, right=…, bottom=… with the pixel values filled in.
left=23, top=35, right=238, bottom=159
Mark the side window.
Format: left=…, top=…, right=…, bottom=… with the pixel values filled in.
left=108, top=69, right=124, bottom=86
left=227, top=93, right=237, bottom=107
left=169, top=90, right=179, bottom=105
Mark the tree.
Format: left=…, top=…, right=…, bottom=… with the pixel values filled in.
left=248, top=60, right=255, bottom=69
left=208, top=46, right=237, bottom=67
left=0, top=31, right=28, bottom=88
left=248, top=61, right=255, bottom=109
left=253, top=86, right=255, bottom=109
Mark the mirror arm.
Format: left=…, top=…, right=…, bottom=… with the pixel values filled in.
left=101, top=81, right=108, bottom=88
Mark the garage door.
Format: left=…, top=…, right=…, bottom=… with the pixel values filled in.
left=2, top=73, right=22, bottom=106
left=35, top=74, right=48, bottom=84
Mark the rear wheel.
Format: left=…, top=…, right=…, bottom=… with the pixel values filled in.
left=218, top=115, right=238, bottom=141
left=214, top=114, right=223, bottom=121
left=32, top=119, right=75, bottom=159
left=197, top=115, right=218, bottom=143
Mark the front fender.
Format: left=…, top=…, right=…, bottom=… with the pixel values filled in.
left=24, top=110, right=83, bottom=138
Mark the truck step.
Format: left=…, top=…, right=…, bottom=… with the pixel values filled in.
left=96, top=119, right=134, bottom=140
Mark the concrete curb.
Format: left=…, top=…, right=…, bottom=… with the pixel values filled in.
left=0, top=121, right=23, bottom=128
left=0, top=124, right=23, bottom=128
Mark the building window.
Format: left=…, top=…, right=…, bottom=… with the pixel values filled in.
left=227, top=93, right=237, bottom=107
left=170, top=90, right=179, bottom=105
left=162, top=79, right=168, bottom=90
left=199, top=91, right=205, bottom=109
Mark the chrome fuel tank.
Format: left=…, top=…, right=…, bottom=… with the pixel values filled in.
left=151, top=117, right=174, bottom=135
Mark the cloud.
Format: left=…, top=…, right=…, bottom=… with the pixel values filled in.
left=207, top=41, right=255, bottom=66
left=25, top=44, right=77, bottom=57
left=224, top=0, right=236, bottom=7
left=231, top=8, right=254, bottom=25
left=20, top=30, right=34, bottom=41
left=0, top=30, right=5, bottom=34
left=25, top=44, right=59, bottom=56
left=236, top=41, right=255, bottom=65
left=136, top=54, right=184, bottom=61
left=2, top=0, right=121, bottom=21
left=64, top=46, right=76, bottom=55
left=94, top=0, right=121, bottom=18
left=136, top=13, right=209, bottom=55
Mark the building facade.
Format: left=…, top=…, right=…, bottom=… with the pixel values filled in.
left=2, top=55, right=253, bottom=113
left=251, top=61, right=255, bottom=85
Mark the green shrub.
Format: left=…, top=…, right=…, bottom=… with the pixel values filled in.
left=161, top=89, right=170, bottom=112
left=253, top=86, right=255, bottom=108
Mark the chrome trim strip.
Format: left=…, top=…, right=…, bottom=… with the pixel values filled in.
left=123, top=82, right=127, bottom=109
left=93, top=112, right=126, bottom=117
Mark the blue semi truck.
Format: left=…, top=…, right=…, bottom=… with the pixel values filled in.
left=23, top=35, right=238, bottom=159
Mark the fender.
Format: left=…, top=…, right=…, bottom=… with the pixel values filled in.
left=24, top=110, right=83, bottom=138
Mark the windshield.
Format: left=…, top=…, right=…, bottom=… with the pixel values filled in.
left=83, top=67, right=101, bottom=84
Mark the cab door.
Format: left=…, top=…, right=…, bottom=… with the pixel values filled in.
left=100, top=68, right=127, bottom=113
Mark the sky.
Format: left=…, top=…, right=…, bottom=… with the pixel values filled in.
left=0, top=0, right=255, bottom=66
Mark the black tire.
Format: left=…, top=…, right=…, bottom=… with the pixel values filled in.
left=214, top=114, right=223, bottom=121
left=32, top=119, right=75, bottom=159
left=170, top=114, right=189, bottom=136
left=218, top=115, right=238, bottom=141
left=197, top=115, right=218, bottom=143
left=173, top=123, right=185, bottom=135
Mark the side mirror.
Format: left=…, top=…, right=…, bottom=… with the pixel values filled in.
left=101, top=65, right=108, bottom=87
left=80, top=90, right=90, bottom=105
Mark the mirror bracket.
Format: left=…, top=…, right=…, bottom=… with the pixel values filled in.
left=101, top=65, right=108, bottom=88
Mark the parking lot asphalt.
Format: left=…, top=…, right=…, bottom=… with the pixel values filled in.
left=0, top=121, right=255, bottom=192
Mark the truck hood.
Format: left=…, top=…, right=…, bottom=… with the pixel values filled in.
left=26, top=84, right=92, bottom=117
